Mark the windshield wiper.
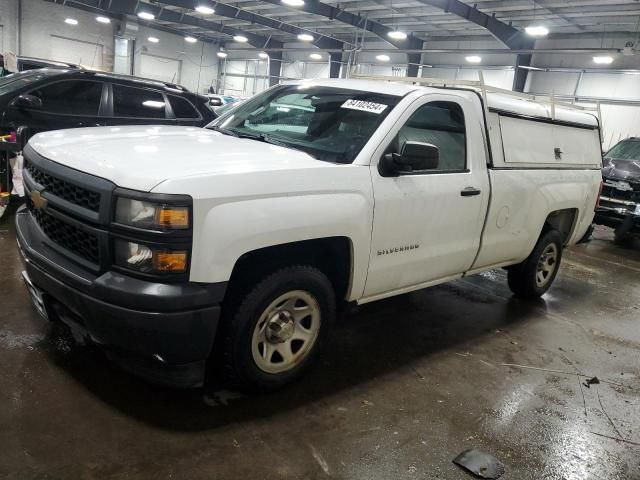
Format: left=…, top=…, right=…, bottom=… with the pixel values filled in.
left=208, top=125, right=239, bottom=137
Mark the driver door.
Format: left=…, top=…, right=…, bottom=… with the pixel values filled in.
left=363, top=92, right=490, bottom=299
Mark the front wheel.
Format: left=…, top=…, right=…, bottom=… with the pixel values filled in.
left=221, top=266, right=335, bottom=392
left=508, top=229, right=563, bottom=299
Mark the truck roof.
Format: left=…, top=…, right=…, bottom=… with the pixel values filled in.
left=288, top=78, right=599, bottom=128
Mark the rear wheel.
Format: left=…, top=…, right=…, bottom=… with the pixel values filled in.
left=221, top=265, right=335, bottom=392
left=508, top=229, right=563, bottom=299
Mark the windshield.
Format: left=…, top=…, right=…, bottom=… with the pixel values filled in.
left=0, top=69, right=63, bottom=95
left=604, top=140, right=640, bottom=161
left=209, top=85, right=401, bottom=163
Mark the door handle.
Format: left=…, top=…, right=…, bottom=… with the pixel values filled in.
left=460, top=187, right=481, bottom=197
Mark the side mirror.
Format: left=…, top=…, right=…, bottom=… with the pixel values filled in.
left=209, top=98, right=223, bottom=107
left=379, top=141, right=440, bottom=176
left=10, top=94, right=43, bottom=110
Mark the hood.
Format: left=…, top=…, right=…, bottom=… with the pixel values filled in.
left=28, top=126, right=329, bottom=191
left=602, top=158, right=640, bottom=183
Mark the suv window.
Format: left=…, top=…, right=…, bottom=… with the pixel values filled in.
left=113, top=84, right=166, bottom=119
left=169, top=95, right=199, bottom=119
left=29, top=80, right=103, bottom=115
left=391, top=101, right=467, bottom=172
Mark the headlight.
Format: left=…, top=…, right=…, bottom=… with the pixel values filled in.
left=115, top=197, right=190, bottom=230
left=114, top=240, right=188, bottom=274
left=634, top=204, right=640, bottom=216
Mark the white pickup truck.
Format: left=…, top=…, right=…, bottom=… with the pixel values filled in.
left=16, top=78, right=602, bottom=390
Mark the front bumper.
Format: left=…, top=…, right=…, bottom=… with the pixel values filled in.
left=16, top=207, right=225, bottom=388
left=594, top=196, right=640, bottom=236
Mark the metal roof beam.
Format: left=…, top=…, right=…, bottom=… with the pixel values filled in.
left=158, top=0, right=346, bottom=50
left=415, top=0, right=533, bottom=49
left=51, top=0, right=282, bottom=49
left=257, top=0, right=424, bottom=50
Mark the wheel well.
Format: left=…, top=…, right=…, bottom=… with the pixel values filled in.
left=543, top=208, right=579, bottom=244
left=225, top=237, right=353, bottom=306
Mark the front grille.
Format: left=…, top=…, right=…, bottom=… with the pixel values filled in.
left=29, top=204, right=100, bottom=264
left=25, top=160, right=101, bottom=212
left=602, top=185, right=639, bottom=203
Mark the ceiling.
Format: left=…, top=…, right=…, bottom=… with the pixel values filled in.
left=151, top=0, right=640, bottom=44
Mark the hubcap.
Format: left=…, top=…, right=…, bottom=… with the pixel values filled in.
left=536, top=243, right=558, bottom=288
left=252, top=290, right=321, bottom=374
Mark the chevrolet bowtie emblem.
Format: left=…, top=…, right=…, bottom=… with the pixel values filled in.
left=31, top=190, right=47, bottom=210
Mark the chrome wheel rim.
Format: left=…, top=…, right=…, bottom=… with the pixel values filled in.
left=536, top=243, right=558, bottom=288
left=251, top=290, right=321, bottom=374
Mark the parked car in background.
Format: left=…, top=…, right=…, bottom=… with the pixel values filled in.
left=16, top=79, right=601, bottom=390
left=206, top=93, right=238, bottom=108
left=593, top=137, right=640, bottom=243
left=0, top=68, right=215, bottom=144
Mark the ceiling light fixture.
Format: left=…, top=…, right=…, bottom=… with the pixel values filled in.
left=217, top=52, right=228, bottom=58
left=148, top=36, right=159, bottom=43
left=259, top=52, right=269, bottom=59
left=376, top=54, right=390, bottom=62
left=387, top=30, right=407, bottom=40
left=233, top=35, right=248, bottom=43
left=96, top=16, right=111, bottom=24
left=309, top=53, right=322, bottom=60
left=282, top=0, right=305, bottom=6
left=525, top=25, right=549, bottom=37
left=185, top=36, right=198, bottom=43
left=64, top=18, right=78, bottom=25
left=137, top=11, right=155, bottom=20
left=465, top=55, right=482, bottom=64
left=593, top=55, right=614, bottom=64
left=195, top=5, right=215, bottom=14
left=298, top=33, right=314, bottom=41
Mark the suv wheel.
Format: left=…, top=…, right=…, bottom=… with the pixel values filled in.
left=221, top=266, right=335, bottom=392
left=507, top=229, right=563, bottom=299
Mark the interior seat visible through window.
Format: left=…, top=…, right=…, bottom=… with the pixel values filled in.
left=392, top=101, right=467, bottom=172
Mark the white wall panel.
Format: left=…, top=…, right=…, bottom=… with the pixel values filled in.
left=19, top=0, right=114, bottom=70
left=49, top=35, right=104, bottom=69
left=139, top=54, right=181, bottom=83
left=577, top=73, right=640, bottom=100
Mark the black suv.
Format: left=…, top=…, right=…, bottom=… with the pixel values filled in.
left=594, top=138, right=640, bottom=243
left=0, top=68, right=215, bottom=141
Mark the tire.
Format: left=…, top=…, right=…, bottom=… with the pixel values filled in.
left=613, top=227, right=632, bottom=246
left=508, top=229, right=563, bottom=299
left=221, top=265, right=335, bottom=392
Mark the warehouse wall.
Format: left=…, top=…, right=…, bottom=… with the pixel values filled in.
left=133, top=25, right=220, bottom=94
left=525, top=36, right=640, bottom=149
left=0, top=0, right=219, bottom=94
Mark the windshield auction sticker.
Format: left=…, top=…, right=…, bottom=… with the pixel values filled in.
left=341, top=99, right=388, bottom=114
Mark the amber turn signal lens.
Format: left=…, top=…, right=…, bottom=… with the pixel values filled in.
left=153, top=251, right=188, bottom=272
left=156, top=207, right=189, bottom=229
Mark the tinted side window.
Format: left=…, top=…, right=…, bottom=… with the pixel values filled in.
left=113, top=84, right=166, bottom=119
left=393, top=101, right=467, bottom=172
left=169, top=95, right=199, bottom=119
left=30, top=80, right=103, bottom=115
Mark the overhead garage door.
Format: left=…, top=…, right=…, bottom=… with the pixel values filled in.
left=139, top=54, right=181, bottom=84
left=49, top=35, right=104, bottom=69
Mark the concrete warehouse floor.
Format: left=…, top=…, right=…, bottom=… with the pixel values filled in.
left=1, top=215, right=639, bottom=480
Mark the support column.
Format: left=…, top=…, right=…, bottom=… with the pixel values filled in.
left=512, top=53, right=532, bottom=93
left=407, top=53, right=421, bottom=77
left=329, top=51, right=342, bottom=78
left=269, top=51, right=283, bottom=86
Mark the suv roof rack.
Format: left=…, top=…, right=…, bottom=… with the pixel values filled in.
left=78, top=70, right=191, bottom=93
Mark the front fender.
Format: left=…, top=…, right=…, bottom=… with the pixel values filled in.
left=189, top=192, right=372, bottom=299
